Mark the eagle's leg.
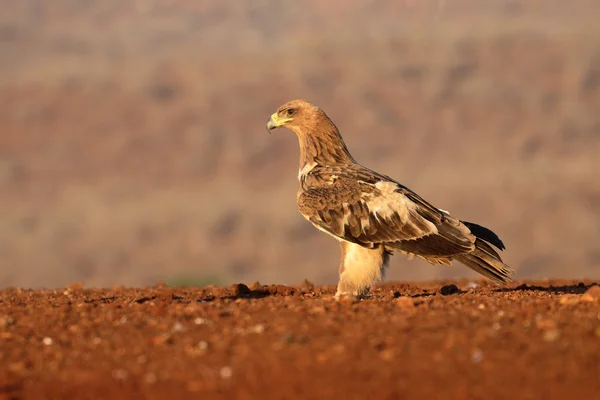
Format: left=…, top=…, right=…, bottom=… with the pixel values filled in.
left=334, top=242, right=390, bottom=300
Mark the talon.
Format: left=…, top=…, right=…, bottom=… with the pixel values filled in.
left=334, top=292, right=359, bottom=304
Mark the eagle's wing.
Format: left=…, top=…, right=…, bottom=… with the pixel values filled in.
left=297, top=168, right=475, bottom=258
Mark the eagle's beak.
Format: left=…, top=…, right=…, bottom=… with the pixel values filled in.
left=266, top=112, right=292, bottom=133
left=266, top=113, right=279, bottom=132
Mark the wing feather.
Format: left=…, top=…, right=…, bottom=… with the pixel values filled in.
left=298, top=172, right=475, bottom=256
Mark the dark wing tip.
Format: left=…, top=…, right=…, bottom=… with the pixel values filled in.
left=462, top=221, right=506, bottom=250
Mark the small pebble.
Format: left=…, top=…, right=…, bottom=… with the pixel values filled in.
left=583, top=285, right=600, bottom=301
left=0, top=316, right=14, bottom=328
left=478, top=304, right=486, bottom=310
left=379, top=349, right=395, bottom=361
left=536, top=318, right=557, bottom=330
left=145, top=372, right=157, bottom=384
left=300, top=279, right=315, bottom=291
left=440, top=284, right=460, bottom=296
left=230, top=283, right=250, bottom=296
left=249, top=324, right=266, bottom=334
left=220, top=366, right=233, bottom=379
left=42, top=337, right=53, bottom=346
left=471, top=349, right=484, bottom=364
left=543, top=329, right=561, bottom=342
left=198, top=341, right=209, bottom=350
left=395, top=296, right=415, bottom=309
left=172, top=322, right=185, bottom=333
left=112, top=369, right=128, bottom=380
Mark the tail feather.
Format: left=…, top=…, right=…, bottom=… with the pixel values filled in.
left=473, top=238, right=502, bottom=261
left=462, top=221, right=505, bottom=250
left=455, top=222, right=514, bottom=284
left=455, top=243, right=514, bottom=284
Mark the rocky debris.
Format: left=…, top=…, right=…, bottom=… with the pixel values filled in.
left=229, top=283, right=251, bottom=296
left=440, top=284, right=460, bottom=296
left=395, top=296, right=415, bottom=309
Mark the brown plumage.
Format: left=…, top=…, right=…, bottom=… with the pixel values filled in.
left=267, top=99, right=514, bottom=299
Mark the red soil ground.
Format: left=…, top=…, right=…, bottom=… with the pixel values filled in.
left=1, top=280, right=599, bottom=399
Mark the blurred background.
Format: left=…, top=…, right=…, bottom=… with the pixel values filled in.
left=1, top=0, right=599, bottom=288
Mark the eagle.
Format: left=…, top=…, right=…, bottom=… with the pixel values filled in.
left=266, top=99, right=514, bottom=300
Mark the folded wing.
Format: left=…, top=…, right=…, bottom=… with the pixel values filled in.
left=297, top=173, right=476, bottom=257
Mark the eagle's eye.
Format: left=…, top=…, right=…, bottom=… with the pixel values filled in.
left=284, top=108, right=296, bottom=117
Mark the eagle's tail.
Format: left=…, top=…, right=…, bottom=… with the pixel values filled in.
left=455, top=221, right=514, bottom=284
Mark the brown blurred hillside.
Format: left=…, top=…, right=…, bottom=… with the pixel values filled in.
left=1, top=0, right=599, bottom=288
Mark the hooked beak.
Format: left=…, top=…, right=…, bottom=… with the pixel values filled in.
left=266, top=112, right=292, bottom=133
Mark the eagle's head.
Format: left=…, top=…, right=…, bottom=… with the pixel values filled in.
left=266, top=99, right=324, bottom=135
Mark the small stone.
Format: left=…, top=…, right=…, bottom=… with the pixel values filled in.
left=249, top=281, right=262, bottom=291
left=543, top=329, right=560, bottom=342
left=300, top=279, right=315, bottom=291
left=583, top=285, right=600, bottom=301
left=478, top=304, right=486, bottom=310
left=92, top=337, right=102, bottom=345
left=559, top=295, right=581, bottom=305
left=219, top=366, right=233, bottom=379
left=112, top=369, right=128, bottom=380
left=0, top=315, right=14, bottom=328
left=230, top=283, right=250, bottom=296
left=119, top=317, right=127, bottom=324
left=379, top=349, right=395, bottom=361
left=492, top=322, right=501, bottom=331
left=249, top=324, right=266, bottom=334
left=395, top=296, right=415, bottom=309
left=281, top=333, right=295, bottom=343
left=536, top=318, right=557, bottom=330
left=466, top=282, right=479, bottom=289
left=198, top=341, right=209, bottom=350
left=580, top=294, right=596, bottom=303
left=153, top=333, right=174, bottom=345
left=471, top=349, right=484, bottom=364
left=172, top=322, right=185, bottom=333
left=145, top=372, right=157, bottom=384
left=42, top=337, right=53, bottom=346
left=440, top=284, right=460, bottom=296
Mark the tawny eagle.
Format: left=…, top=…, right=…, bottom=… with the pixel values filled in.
left=267, top=100, right=513, bottom=299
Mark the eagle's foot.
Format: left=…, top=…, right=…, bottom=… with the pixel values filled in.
left=334, top=291, right=360, bottom=303
left=334, top=280, right=371, bottom=302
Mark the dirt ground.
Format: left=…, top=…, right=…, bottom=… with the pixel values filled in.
left=1, top=280, right=599, bottom=400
